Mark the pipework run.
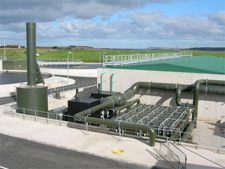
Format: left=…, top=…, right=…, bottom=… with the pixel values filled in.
left=74, top=79, right=225, bottom=146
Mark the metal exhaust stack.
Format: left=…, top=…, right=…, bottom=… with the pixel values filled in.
left=27, top=22, right=37, bottom=86
left=16, top=22, right=48, bottom=116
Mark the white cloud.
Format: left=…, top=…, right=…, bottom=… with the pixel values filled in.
left=31, top=10, right=224, bottom=43
left=207, top=11, right=225, bottom=26
left=0, top=0, right=224, bottom=48
left=0, top=0, right=188, bottom=24
left=126, top=11, right=225, bottom=41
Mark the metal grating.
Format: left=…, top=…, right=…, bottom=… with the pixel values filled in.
left=115, top=104, right=194, bottom=139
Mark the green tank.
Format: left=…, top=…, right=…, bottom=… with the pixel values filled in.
left=17, top=86, right=48, bottom=116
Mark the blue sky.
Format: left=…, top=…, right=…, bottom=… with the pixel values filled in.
left=143, top=0, right=224, bottom=17
left=0, top=0, right=224, bottom=48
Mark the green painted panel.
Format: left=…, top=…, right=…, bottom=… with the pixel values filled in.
left=16, top=86, right=48, bottom=117
left=3, top=60, right=27, bottom=70
left=107, top=56, right=225, bottom=75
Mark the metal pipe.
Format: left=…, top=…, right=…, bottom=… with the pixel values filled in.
left=181, top=121, right=196, bottom=142
left=193, top=79, right=225, bottom=122
left=176, top=85, right=225, bottom=106
left=148, top=82, right=225, bottom=95
left=199, top=85, right=225, bottom=95
left=36, top=62, right=45, bottom=84
left=74, top=93, right=155, bottom=146
left=115, top=99, right=140, bottom=116
left=171, top=113, right=192, bottom=140
left=175, top=82, right=225, bottom=128
left=26, top=22, right=37, bottom=86
left=176, top=85, right=187, bottom=106
left=74, top=80, right=225, bottom=147
left=75, top=107, right=156, bottom=147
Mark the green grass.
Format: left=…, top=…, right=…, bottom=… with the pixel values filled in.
left=1, top=48, right=224, bottom=62
left=190, top=50, right=225, bottom=57
left=0, top=48, right=56, bottom=60
left=37, top=50, right=177, bottom=62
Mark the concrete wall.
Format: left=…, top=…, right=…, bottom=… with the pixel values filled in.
left=97, top=68, right=225, bottom=121
left=0, top=60, right=2, bottom=70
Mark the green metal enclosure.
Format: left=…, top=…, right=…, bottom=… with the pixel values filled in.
left=17, top=86, right=48, bottom=116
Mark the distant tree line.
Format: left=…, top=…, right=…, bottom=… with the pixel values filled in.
left=189, top=47, right=225, bottom=51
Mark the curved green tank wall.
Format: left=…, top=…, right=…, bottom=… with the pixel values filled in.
left=17, top=86, right=48, bottom=117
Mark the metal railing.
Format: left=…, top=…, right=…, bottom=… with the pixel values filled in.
left=48, top=81, right=97, bottom=96
left=0, top=56, right=6, bottom=60
left=44, top=77, right=68, bottom=84
left=168, top=142, right=187, bottom=168
left=103, top=51, right=192, bottom=67
left=37, top=59, right=83, bottom=66
left=2, top=104, right=225, bottom=154
left=168, top=130, right=225, bottom=153
left=38, top=59, right=82, bottom=62
left=16, top=80, right=97, bottom=97
left=160, top=143, right=184, bottom=169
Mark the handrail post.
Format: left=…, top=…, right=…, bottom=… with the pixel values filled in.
left=23, top=108, right=25, bottom=119
left=112, top=72, right=116, bottom=92
left=102, top=71, right=106, bottom=91
left=85, top=116, right=89, bottom=135
left=119, top=126, right=121, bottom=141
left=47, top=112, right=49, bottom=124
left=35, top=110, right=36, bottom=121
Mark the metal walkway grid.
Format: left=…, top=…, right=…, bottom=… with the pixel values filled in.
left=115, top=104, right=194, bottom=139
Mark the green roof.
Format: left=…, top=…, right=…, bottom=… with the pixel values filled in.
left=107, top=56, right=225, bottom=75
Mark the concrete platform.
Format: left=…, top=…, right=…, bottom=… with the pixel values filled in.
left=0, top=103, right=225, bottom=169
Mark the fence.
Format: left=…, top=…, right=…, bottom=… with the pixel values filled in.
left=48, top=81, right=97, bottom=96
left=160, top=142, right=186, bottom=169
left=168, top=142, right=187, bottom=168
left=0, top=56, right=5, bottom=60
left=37, top=59, right=83, bottom=62
left=37, top=59, right=83, bottom=66
left=2, top=104, right=224, bottom=154
left=103, top=51, right=192, bottom=67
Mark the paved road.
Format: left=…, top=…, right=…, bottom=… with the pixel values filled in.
left=0, top=76, right=97, bottom=105
left=0, top=95, right=16, bottom=105
left=0, top=134, right=150, bottom=169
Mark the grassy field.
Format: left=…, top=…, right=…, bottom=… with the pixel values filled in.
left=0, top=48, right=56, bottom=60
left=0, top=48, right=224, bottom=62
left=36, top=50, right=177, bottom=62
